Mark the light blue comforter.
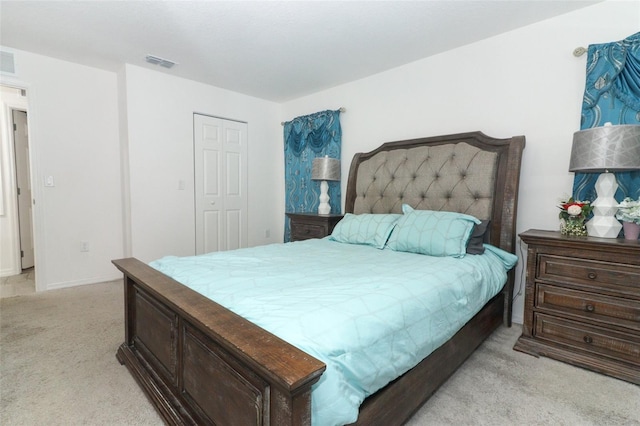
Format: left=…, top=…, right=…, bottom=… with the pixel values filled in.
left=150, top=238, right=517, bottom=426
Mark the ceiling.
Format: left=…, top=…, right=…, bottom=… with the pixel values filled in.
left=0, top=1, right=601, bottom=102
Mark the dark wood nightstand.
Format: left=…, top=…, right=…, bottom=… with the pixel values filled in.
left=514, top=229, right=640, bottom=384
left=286, top=213, right=344, bottom=242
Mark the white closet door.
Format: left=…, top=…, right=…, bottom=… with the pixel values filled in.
left=194, top=114, right=247, bottom=254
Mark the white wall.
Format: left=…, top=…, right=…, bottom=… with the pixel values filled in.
left=281, top=0, right=639, bottom=324
left=123, top=64, right=282, bottom=263
left=0, top=49, right=123, bottom=290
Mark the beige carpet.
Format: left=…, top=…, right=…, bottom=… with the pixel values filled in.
left=1, top=281, right=639, bottom=425
left=0, top=268, right=35, bottom=299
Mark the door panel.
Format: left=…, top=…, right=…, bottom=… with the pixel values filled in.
left=203, top=211, right=220, bottom=253
left=203, top=122, right=221, bottom=143
left=225, top=152, right=241, bottom=196
left=13, top=110, right=34, bottom=269
left=226, top=209, right=241, bottom=251
left=195, top=116, right=222, bottom=255
left=204, top=150, right=220, bottom=196
left=194, top=115, right=247, bottom=254
left=221, top=120, right=247, bottom=251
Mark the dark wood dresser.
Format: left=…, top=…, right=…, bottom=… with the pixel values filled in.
left=514, top=229, right=640, bottom=384
left=286, top=213, right=344, bottom=242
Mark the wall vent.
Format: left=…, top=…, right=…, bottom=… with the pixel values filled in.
left=0, top=50, right=16, bottom=75
left=145, top=54, right=177, bottom=69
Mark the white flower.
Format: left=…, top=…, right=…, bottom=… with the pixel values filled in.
left=567, top=205, right=583, bottom=216
left=616, top=197, right=640, bottom=224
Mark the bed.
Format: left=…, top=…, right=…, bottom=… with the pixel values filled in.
left=113, top=130, right=525, bottom=425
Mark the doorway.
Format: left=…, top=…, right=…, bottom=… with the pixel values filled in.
left=0, top=84, right=35, bottom=297
left=193, top=114, right=248, bottom=254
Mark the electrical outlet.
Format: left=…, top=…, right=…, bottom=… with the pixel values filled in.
left=265, top=229, right=270, bottom=238
left=80, top=241, right=90, bottom=252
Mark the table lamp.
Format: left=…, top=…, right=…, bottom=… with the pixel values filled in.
left=311, top=156, right=340, bottom=215
left=569, top=123, right=640, bottom=238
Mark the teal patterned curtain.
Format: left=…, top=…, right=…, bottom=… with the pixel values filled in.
left=573, top=32, right=640, bottom=201
left=283, top=110, right=342, bottom=242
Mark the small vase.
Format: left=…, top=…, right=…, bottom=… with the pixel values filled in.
left=560, top=219, right=588, bottom=237
left=622, top=221, right=640, bottom=240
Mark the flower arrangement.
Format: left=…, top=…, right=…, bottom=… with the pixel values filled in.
left=558, top=198, right=592, bottom=221
left=615, top=197, right=640, bottom=224
left=558, top=197, right=592, bottom=236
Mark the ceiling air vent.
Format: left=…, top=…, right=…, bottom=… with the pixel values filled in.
left=145, top=54, right=177, bottom=69
left=1, top=50, right=16, bottom=75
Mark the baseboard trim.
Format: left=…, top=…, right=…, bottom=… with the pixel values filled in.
left=46, top=274, right=121, bottom=290
left=0, top=267, right=22, bottom=278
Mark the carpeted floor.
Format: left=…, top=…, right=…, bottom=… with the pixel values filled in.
left=1, top=281, right=638, bottom=425
left=0, top=268, right=35, bottom=299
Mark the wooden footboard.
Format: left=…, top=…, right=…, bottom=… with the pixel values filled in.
left=113, top=258, right=325, bottom=426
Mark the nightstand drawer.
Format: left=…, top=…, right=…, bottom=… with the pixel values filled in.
left=291, top=223, right=326, bottom=240
left=287, top=213, right=343, bottom=242
left=536, top=284, right=640, bottom=332
left=538, top=254, right=640, bottom=296
left=534, top=313, right=640, bottom=365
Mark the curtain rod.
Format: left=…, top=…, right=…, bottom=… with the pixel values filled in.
left=281, top=107, right=346, bottom=126
left=573, top=46, right=587, bottom=57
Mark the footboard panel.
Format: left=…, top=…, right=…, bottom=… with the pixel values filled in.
left=182, top=324, right=269, bottom=425
left=114, top=258, right=326, bottom=426
left=134, top=289, right=178, bottom=385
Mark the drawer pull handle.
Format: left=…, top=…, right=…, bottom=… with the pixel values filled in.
left=585, top=304, right=595, bottom=312
left=583, top=335, right=593, bottom=344
left=587, top=272, right=597, bottom=280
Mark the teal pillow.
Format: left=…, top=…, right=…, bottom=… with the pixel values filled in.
left=386, top=205, right=481, bottom=257
left=330, top=213, right=401, bottom=249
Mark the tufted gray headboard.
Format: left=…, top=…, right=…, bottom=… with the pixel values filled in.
left=344, top=131, right=525, bottom=324
left=349, top=142, right=498, bottom=220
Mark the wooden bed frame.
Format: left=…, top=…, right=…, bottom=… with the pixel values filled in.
left=113, top=131, right=525, bottom=425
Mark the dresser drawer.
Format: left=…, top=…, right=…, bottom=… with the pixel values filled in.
left=536, top=284, right=640, bottom=332
left=291, top=223, right=326, bottom=240
left=534, top=313, right=640, bottom=365
left=538, top=254, right=640, bottom=297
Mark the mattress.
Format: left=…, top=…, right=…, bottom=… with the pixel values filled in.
left=150, top=238, right=517, bottom=426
